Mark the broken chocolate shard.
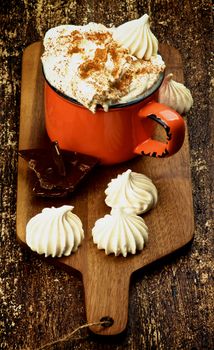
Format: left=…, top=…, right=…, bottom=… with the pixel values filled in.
left=19, top=147, right=99, bottom=198
left=51, top=141, right=66, bottom=177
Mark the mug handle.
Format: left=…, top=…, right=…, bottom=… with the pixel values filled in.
left=134, top=101, right=185, bottom=157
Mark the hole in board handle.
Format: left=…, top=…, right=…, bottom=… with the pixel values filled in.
left=100, top=316, right=114, bottom=328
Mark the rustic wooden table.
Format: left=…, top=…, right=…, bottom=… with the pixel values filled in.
left=0, top=1, right=213, bottom=349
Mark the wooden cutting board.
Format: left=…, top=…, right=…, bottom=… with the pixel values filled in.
left=16, top=42, right=194, bottom=336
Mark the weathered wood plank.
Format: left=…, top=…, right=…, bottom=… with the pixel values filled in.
left=0, top=0, right=213, bottom=349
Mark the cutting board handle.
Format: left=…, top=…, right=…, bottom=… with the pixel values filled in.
left=83, top=270, right=131, bottom=335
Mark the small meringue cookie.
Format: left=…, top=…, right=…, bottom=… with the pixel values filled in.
left=26, top=205, right=84, bottom=258
left=92, top=208, right=149, bottom=257
left=158, top=73, right=193, bottom=114
left=105, top=169, right=158, bottom=214
left=113, top=14, right=158, bottom=60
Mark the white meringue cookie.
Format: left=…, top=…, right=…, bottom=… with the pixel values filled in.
left=92, top=208, right=148, bottom=257
left=158, top=73, right=193, bottom=114
left=113, top=14, right=158, bottom=60
left=26, top=205, right=84, bottom=258
left=105, top=169, right=158, bottom=214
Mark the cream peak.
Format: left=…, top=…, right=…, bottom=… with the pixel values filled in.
left=113, top=14, right=158, bottom=60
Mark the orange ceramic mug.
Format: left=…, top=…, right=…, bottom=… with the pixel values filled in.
left=44, top=73, right=185, bottom=165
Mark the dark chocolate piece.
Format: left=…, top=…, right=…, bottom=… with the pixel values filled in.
left=19, top=146, right=99, bottom=198
left=51, top=141, right=66, bottom=177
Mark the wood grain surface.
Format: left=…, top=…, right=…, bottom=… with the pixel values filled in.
left=0, top=1, right=213, bottom=349
left=16, top=42, right=194, bottom=336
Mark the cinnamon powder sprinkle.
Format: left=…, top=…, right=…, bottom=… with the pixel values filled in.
left=95, top=48, right=108, bottom=62
left=113, top=72, right=132, bottom=91
left=85, top=31, right=111, bottom=44
left=78, top=40, right=128, bottom=79
left=66, top=29, right=159, bottom=92
left=67, top=30, right=84, bottom=54
left=111, top=67, right=120, bottom=78
left=108, top=44, right=128, bottom=61
left=68, top=46, right=84, bottom=55
left=69, top=30, right=83, bottom=41
left=79, top=60, right=102, bottom=78
left=79, top=47, right=108, bottom=78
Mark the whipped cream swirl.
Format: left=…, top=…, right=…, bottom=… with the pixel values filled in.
left=26, top=205, right=84, bottom=257
left=42, top=20, right=165, bottom=113
left=92, top=208, right=148, bottom=257
left=105, top=169, right=158, bottom=214
left=158, top=73, right=193, bottom=114
left=113, top=14, right=158, bottom=60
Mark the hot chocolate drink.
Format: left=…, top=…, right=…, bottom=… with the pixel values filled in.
left=42, top=15, right=185, bottom=164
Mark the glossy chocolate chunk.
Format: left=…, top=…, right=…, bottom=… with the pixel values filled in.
left=19, top=144, right=99, bottom=197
